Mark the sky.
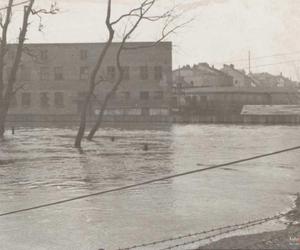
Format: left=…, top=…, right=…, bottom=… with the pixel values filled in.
left=1, top=0, right=300, bottom=81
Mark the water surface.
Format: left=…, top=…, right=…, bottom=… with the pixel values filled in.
left=0, top=124, right=299, bottom=249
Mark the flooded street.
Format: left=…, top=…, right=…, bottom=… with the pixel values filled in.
left=0, top=124, right=299, bottom=250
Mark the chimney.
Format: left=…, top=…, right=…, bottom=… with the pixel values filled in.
left=230, top=64, right=234, bottom=69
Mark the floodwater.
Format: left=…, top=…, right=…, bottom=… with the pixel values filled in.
left=0, top=124, right=299, bottom=250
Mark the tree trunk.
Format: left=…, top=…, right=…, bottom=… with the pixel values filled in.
left=0, top=115, right=5, bottom=138
left=74, top=0, right=114, bottom=148
left=87, top=46, right=125, bottom=141
left=0, top=100, right=10, bottom=138
left=74, top=97, right=89, bottom=148
left=86, top=94, right=110, bottom=140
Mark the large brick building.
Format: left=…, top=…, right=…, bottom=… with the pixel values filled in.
left=6, top=42, right=172, bottom=122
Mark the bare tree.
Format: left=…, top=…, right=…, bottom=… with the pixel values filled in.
left=74, top=0, right=115, bottom=148
left=0, top=0, right=58, bottom=138
left=75, top=0, right=190, bottom=147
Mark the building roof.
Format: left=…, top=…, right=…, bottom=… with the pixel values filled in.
left=181, top=86, right=299, bottom=94
left=6, top=41, right=172, bottom=49
left=241, top=105, right=300, bottom=116
left=249, top=72, right=299, bottom=88
left=173, top=63, right=228, bottom=76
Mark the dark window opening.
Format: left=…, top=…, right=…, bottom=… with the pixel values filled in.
left=40, top=92, right=50, bottom=108
left=122, top=91, right=130, bottom=100
left=142, top=108, right=150, bottom=116
left=80, top=49, right=88, bottom=60
left=140, top=91, right=149, bottom=100
left=140, top=66, right=148, bottom=80
left=54, top=92, right=64, bottom=107
left=10, top=94, right=17, bottom=108
left=122, top=66, right=130, bottom=80
left=40, top=67, right=50, bottom=80
left=40, top=50, right=48, bottom=61
left=80, top=66, right=89, bottom=80
left=54, top=67, right=64, bottom=80
left=154, top=66, right=163, bottom=80
left=107, top=66, right=116, bottom=81
left=154, top=91, right=164, bottom=100
left=21, top=93, right=31, bottom=107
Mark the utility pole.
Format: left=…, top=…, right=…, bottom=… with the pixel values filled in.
left=248, top=50, right=251, bottom=74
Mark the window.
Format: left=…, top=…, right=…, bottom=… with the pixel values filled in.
left=140, top=91, right=149, bottom=100
left=80, top=66, right=89, bottom=80
left=78, top=91, right=88, bottom=98
left=141, top=108, right=150, bottom=116
left=121, top=91, right=130, bottom=100
left=200, top=96, right=207, bottom=102
left=140, top=66, right=148, bottom=80
left=21, top=93, right=31, bottom=107
left=154, top=91, right=164, bottom=100
left=54, top=92, right=64, bottom=107
left=40, top=92, right=49, bottom=108
left=54, top=67, right=64, bottom=80
left=40, top=67, right=50, bottom=80
left=8, top=50, right=15, bottom=60
left=10, top=94, right=17, bottom=108
left=40, top=50, right=48, bottom=61
left=122, top=66, right=130, bottom=80
left=154, top=66, right=163, bottom=80
left=20, top=66, right=31, bottom=81
left=6, top=67, right=11, bottom=81
left=80, top=49, right=88, bottom=60
left=107, top=66, right=116, bottom=81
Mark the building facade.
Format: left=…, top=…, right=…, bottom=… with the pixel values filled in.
left=173, top=86, right=300, bottom=123
left=173, top=63, right=233, bottom=88
left=249, top=72, right=299, bottom=88
left=6, top=42, right=172, bottom=122
left=221, top=64, right=254, bottom=87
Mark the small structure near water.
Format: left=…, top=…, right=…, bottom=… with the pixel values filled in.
left=241, top=105, right=300, bottom=124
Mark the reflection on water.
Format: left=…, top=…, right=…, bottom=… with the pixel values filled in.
left=0, top=124, right=299, bottom=250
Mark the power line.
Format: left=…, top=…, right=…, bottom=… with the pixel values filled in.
left=251, top=59, right=300, bottom=69
left=0, top=145, right=299, bottom=218
left=221, top=51, right=300, bottom=64
left=0, top=0, right=30, bottom=11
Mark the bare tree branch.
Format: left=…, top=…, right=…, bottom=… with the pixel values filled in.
left=12, top=82, right=26, bottom=95
left=75, top=0, right=115, bottom=148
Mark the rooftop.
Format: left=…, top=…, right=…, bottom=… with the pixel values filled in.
left=181, top=86, right=299, bottom=94
left=241, top=105, right=300, bottom=116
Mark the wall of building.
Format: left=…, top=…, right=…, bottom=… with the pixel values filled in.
left=221, top=65, right=251, bottom=87
left=173, top=65, right=233, bottom=88
left=6, top=42, right=172, bottom=120
left=174, top=88, right=299, bottom=121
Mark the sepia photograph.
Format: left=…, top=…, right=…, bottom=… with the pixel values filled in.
left=0, top=0, right=299, bottom=249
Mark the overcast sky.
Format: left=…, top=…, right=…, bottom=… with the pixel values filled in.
left=1, top=0, right=300, bottom=80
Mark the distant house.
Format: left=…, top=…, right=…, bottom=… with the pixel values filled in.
left=249, top=72, right=299, bottom=88
left=173, top=63, right=233, bottom=88
left=221, top=64, right=254, bottom=87
left=172, top=86, right=299, bottom=123
left=241, top=105, right=300, bottom=124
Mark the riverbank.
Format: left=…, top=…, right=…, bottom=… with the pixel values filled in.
left=199, top=193, right=300, bottom=250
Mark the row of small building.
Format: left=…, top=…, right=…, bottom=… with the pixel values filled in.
left=5, top=42, right=300, bottom=124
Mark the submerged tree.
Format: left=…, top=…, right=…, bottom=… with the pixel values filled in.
left=75, top=0, right=190, bottom=147
left=0, top=0, right=58, bottom=138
